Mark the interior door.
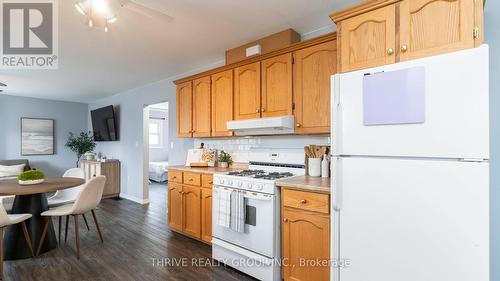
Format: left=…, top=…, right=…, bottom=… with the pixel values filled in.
left=333, top=157, right=489, bottom=281
left=261, top=53, right=293, bottom=118
left=234, top=62, right=261, bottom=120
left=192, top=76, right=211, bottom=137
left=334, top=46, right=489, bottom=159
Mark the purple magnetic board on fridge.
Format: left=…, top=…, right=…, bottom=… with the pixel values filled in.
left=363, top=67, right=425, bottom=126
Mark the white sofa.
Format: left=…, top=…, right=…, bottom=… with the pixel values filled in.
left=0, top=159, right=30, bottom=211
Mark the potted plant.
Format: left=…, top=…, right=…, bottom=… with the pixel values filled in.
left=217, top=151, right=232, bottom=168
left=18, top=169, right=45, bottom=185
left=65, top=131, right=96, bottom=167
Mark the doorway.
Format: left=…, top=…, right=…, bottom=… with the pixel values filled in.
left=143, top=102, right=169, bottom=205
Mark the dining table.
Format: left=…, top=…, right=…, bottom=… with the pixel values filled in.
left=0, top=177, right=85, bottom=260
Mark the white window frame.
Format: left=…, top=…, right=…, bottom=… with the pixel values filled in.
left=149, top=119, right=164, bottom=149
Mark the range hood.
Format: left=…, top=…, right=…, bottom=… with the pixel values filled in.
left=227, top=115, right=295, bottom=136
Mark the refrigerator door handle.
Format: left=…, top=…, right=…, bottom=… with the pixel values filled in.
left=332, top=75, right=342, bottom=154
left=332, top=156, right=342, bottom=211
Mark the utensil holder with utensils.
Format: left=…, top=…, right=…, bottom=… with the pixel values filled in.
left=304, top=145, right=331, bottom=177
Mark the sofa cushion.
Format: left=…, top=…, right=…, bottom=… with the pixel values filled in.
left=0, top=164, right=25, bottom=178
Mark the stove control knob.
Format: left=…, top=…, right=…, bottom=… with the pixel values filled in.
left=246, top=183, right=253, bottom=189
left=220, top=179, right=225, bottom=185
left=257, top=185, right=264, bottom=191
left=228, top=180, right=233, bottom=186
left=237, top=182, right=243, bottom=187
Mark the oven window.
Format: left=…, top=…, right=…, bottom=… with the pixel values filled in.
left=245, top=205, right=256, bottom=226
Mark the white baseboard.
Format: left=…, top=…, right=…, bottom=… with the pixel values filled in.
left=119, top=193, right=150, bottom=205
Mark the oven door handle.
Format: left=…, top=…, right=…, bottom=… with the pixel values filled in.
left=214, top=186, right=273, bottom=201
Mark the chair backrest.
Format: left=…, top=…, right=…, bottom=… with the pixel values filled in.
left=63, top=168, right=85, bottom=179
left=54, top=168, right=86, bottom=200
left=71, top=176, right=106, bottom=215
left=0, top=202, right=10, bottom=227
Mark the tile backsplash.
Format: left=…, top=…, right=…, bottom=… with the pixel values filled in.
left=194, top=135, right=330, bottom=163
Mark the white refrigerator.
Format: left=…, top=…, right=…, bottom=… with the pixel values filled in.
left=331, top=45, right=490, bottom=281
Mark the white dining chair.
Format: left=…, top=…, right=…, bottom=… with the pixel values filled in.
left=0, top=197, right=14, bottom=212
left=0, top=203, right=35, bottom=279
left=37, top=176, right=106, bottom=259
left=48, top=168, right=91, bottom=231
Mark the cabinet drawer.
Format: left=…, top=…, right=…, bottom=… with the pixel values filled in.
left=183, top=172, right=201, bottom=186
left=168, top=170, right=183, bottom=183
left=202, top=174, right=213, bottom=188
left=282, top=189, right=329, bottom=214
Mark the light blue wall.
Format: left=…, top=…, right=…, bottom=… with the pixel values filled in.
left=88, top=77, right=196, bottom=202
left=485, top=1, right=500, bottom=280
left=0, top=95, right=88, bottom=176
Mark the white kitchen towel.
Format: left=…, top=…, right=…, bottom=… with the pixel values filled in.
left=230, top=190, right=246, bottom=233
left=216, top=188, right=232, bottom=228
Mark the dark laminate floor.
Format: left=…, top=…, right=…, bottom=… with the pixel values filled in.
left=5, top=183, right=255, bottom=281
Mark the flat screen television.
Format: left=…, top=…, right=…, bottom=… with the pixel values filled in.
left=91, top=105, right=118, bottom=141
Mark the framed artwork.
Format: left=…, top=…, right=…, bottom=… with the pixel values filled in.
left=21, top=118, right=55, bottom=156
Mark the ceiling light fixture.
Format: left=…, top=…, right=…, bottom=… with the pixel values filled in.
left=75, top=3, right=86, bottom=15
left=75, top=0, right=116, bottom=32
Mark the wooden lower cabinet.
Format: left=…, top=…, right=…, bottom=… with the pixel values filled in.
left=201, top=188, right=213, bottom=243
left=282, top=189, right=330, bottom=281
left=168, top=183, right=183, bottom=232
left=80, top=160, right=121, bottom=198
left=183, top=185, right=201, bottom=238
left=167, top=170, right=213, bottom=244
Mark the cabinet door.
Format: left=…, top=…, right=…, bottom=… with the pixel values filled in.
left=282, top=208, right=330, bottom=281
left=234, top=62, right=261, bottom=120
left=399, top=0, right=475, bottom=61
left=339, top=4, right=396, bottom=72
left=182, top=185, right=201, bottom=238
left=211, top=70, right=234, bottom=137
left=261, top=53, right=293, bottom=118
left=176, top=81, right=193, bottom=137
left=168, top=183, right=183, bottom=232
left=293, top=41, right=337, bottom=134
left=201, top=188, right=212, bottom=243
left=192, top=76, right=211, bottom=137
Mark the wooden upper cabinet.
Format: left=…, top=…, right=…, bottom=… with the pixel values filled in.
left=261, top=53, right=293, bottom=118
left=176, top=81, right=193, bottom=137
left=337, top=4, right=396, bottom=72
left=234, top=62, right=261, bottom=120
left=192, top=76, right=212, bottom=137
left=332, top=0, right=484, bottom=72
left=293, top=41, right=337, bottom=134
left=211, top=70, right=234, bottom=137
left=399, top=0, right=476, bottom=61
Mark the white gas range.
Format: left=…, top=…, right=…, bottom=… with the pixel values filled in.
left=212, top=148, right=305, bottom=281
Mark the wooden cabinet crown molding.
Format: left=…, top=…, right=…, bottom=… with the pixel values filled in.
left=173, top=32, right=337, bottom=85
left=329, top=0, right=402, bottom=23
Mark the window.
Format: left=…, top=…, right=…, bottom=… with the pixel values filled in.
left=149, top=119, right=163, bottom=148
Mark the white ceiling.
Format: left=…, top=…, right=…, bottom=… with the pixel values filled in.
left=0, top=0, right=363, bottom=103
